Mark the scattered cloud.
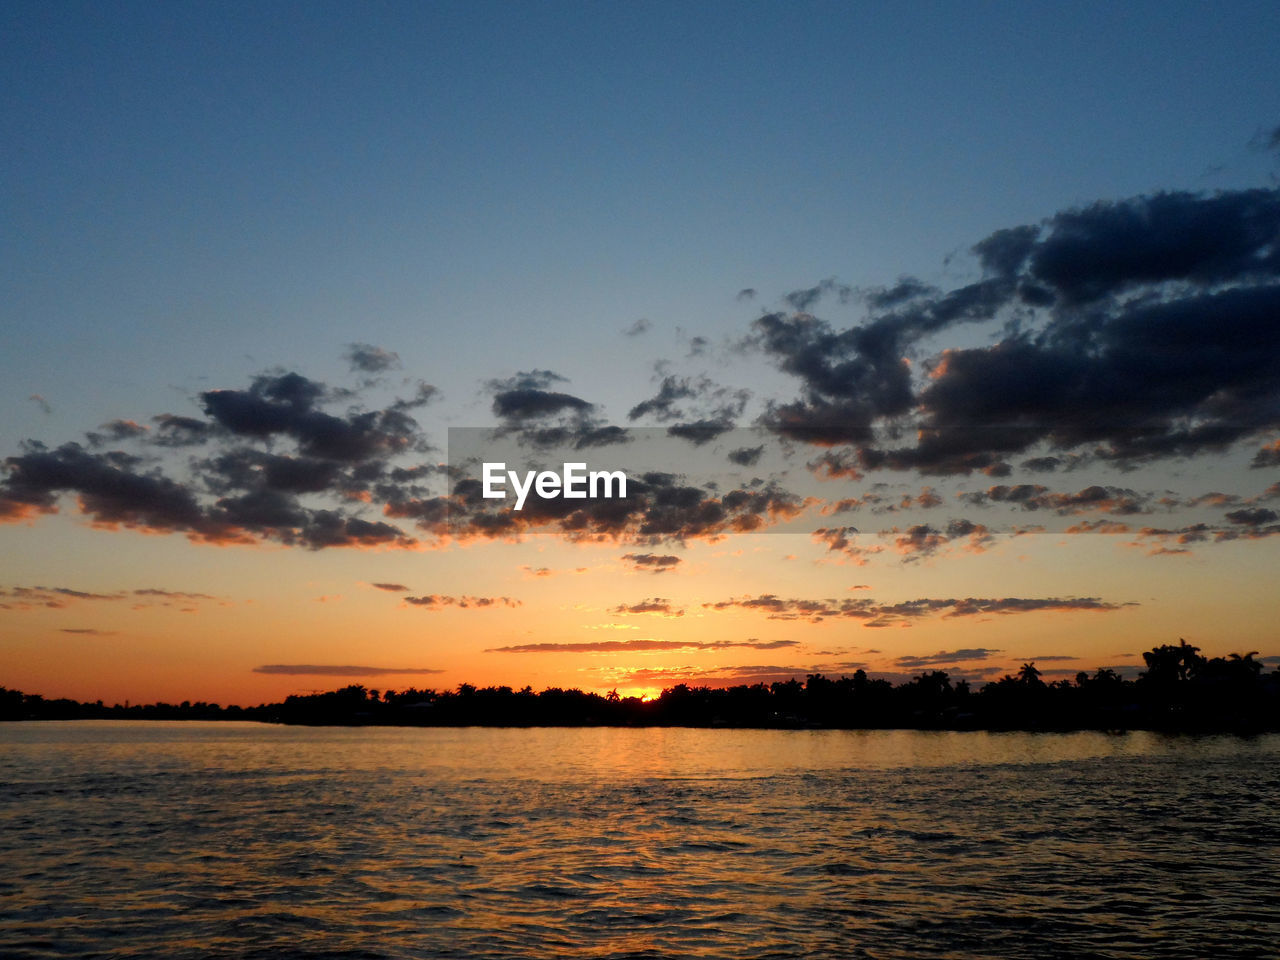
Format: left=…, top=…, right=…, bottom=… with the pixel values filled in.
left=252, top=664, right=443, bottom=676
left=487, top=638, right=799, bottom=653
left=753, top=187, right=1280, bottom=473
left=621, top=552, right=682, bottom=573
left=610, top=598, right=685, bottom=616
left=402, top=594, right=521, bottom=609
left=705, top=593, right=1133, bottom=624
left=344, top=343, right=401, bottom=374
left=894, top=648, right=1002, bottom=668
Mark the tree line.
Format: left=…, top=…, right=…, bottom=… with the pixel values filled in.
left=3, top=640, right=1277, bottom=732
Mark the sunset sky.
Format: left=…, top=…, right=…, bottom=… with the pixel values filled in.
left=4, top=1, right=1280, bottom=705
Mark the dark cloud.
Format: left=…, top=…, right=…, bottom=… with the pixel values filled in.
left=489, top=370, right=592, bottom=421
left=0, top=442, right=228, bottom=539
left=87, top=419, right=148, bottom=446
left=401, top=595, right=521, bottom=609
left=486, top=638, right=798, bottom=653
left=727, top=445, right=763, bottom=467
left=131, top=588, right=218, bottom=601
left=621, top=553, right=682, bottom=572
left=369, top=582, right=410, bottom=592
left=611, top=598, right=684, bottom=616
left=60, top=628, right=117, bottom=635
left=390, top=381, right=440, bottom=412
left=492, top=387, right=593, bottom=421
left=736, top=288, right=757, bottom=301
left=628, top=377, right=747, bottom=439
left=894, top=648, right=1002, bottom=668
left=623, top=318, right=651, bottom=337
left=442, top=469, right=807, bottom=545
left=485, top=370, right=628, bottom=450
left=753, top=187, right=1280, bottom=472
left=29, top=394, right=52, bottom=415
left=0, top=584, right=219, bottom=610
left=0, top=439, right=415, bottom=550
left=1253, top=440, right=1280, bottom=468
left=667, top=418, right=735, bottom=445
left=705, top=594, right=1131, bottom=623
left=628, top=376, right=698, bottom=422
left=253, top=664, right=443, bottom=676
left=151, top=414, right=212, bottom=447
left=784, top=278, right=853, bottom=312
left=344, top=343, right=401, bottom=374
left=959, top=483, right=1151, bottom=516
left=1225, top=507, right=1279, bottom=526
left=1, top=366, right=431, bottom=549
left=201, top=372, right=424, bottom=462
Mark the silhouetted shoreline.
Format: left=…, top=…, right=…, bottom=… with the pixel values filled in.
left=5, top=641, right=1278, bottom=733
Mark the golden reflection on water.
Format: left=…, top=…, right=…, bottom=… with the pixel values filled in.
left=1, top=723, right=1278, bottom=959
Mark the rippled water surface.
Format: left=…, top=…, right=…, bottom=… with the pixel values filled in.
left=2, top=723, right=1277, bottom=959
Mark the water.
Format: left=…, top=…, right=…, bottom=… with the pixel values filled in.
left=1, top=723, right=1277, bottom=959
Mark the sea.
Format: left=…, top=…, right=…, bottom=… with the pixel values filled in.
left=2, top=722, right=1277, bottom=959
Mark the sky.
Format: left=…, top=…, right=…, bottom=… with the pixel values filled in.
left=4, top=0, right=1280, bottom=705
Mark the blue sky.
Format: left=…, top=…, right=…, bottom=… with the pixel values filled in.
left=4, top=1, right=1280, bottom=702
left=7, top=0, right=1280, bottom=440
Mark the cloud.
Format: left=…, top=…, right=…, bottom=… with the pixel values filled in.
left=621, top=553, right=682, bottom=572
left=443, top=467, right=809, bottom=545
left=0, top=584, right=220, bottom=611
left=958, top=483, right=1151, bottom=516
left=1252, top=439, right=1280, bottom=468
left=131, top=588, right=218, bottom=601
left=201, top=371, right=424, bottom=462
left=29, top=394, right=52, bottom=415
left=623, top=318, right=651, bottom=337
left=753, top=187, right=1280, bottom=472
left=705, top=593, right=1132, bottom=624
left=489, top=370, right=593, bottom=421
left=2, top=367, right=427, bottom=549
left=60, top=628, right=117, bottom=636
left=627, top=376, right=748, bottom=439
left=610, top=598, right=685, bottom=616
left=894, top=648, right=1002, bottom=668
left=86, top=419, right=148, bottom=446
left=390, top=381, right=440, bottom=412
left=150, top=414, right=212, bottom=447
left=484, top=370, right=626, bottom=449
left=486, top=638, right=799, bottom=653
left=252, top=664, right=444, bottom=676
left=402, top=594, right=521, bottom=609
left=628, top=377, right=699, bottom=422
left=344, top=343, right=401, bottom=374
left=595, top=663, right=815, bottom=687
left=369, top=582, right=410, bottom=592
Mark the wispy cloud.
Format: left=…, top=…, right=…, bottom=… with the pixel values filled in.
left=487, top=638, right=798, bottom=654
left=252, top=664, right=444, bottom=676
left=706, top=594, right=1133, bottom=624
left=610, top=598, right=685, bottom=616
left=402, top=594, right=521, bottom=609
